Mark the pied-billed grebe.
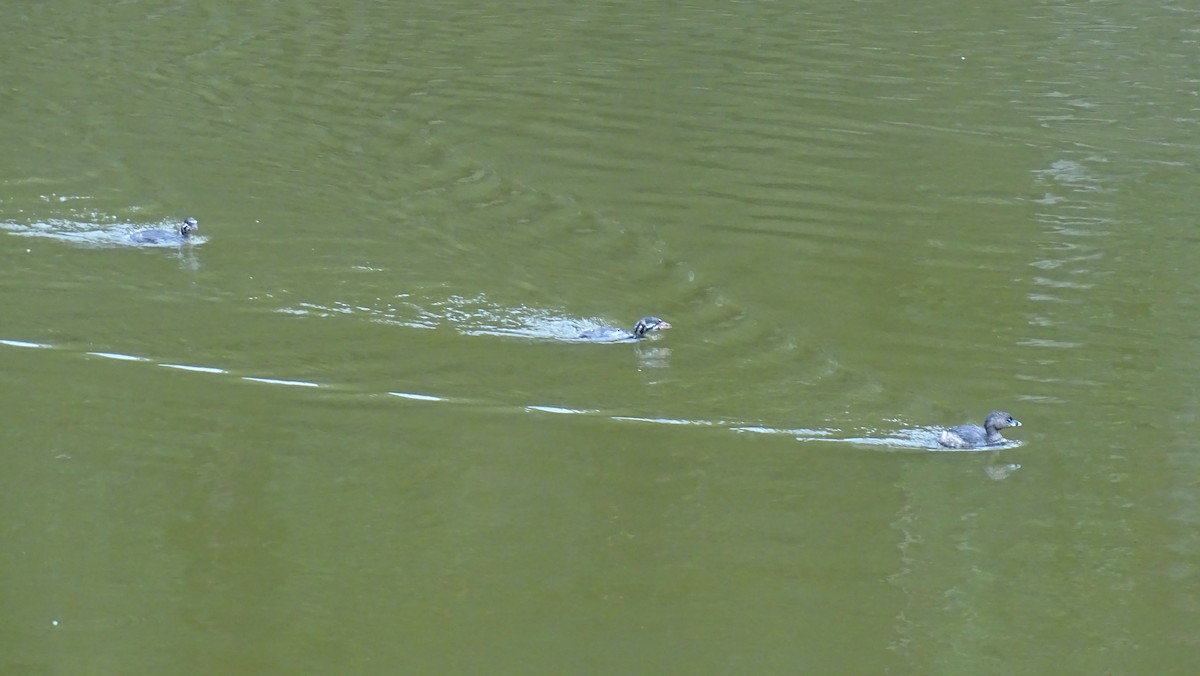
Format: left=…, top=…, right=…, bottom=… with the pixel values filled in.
left=130, top=216, right=199, bottom=245
left=580, top=316, right=671, bottom=342
left=938, top=411, right=1021, bottom=448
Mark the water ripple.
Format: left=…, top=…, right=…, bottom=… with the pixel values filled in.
left=1, top=335, right=1020, bottom=459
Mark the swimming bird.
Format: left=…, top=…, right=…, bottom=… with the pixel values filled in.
left=938, top=410, right=1021, bottom=448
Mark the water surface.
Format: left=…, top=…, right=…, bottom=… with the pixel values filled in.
left=3, top=1, right=1199, bottom=673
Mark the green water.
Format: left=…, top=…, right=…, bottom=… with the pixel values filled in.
left=3, top=2, right=1199, bottom=673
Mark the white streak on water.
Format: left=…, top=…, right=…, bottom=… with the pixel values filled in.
left=243, top=377, right=320, bottom=388
left=0, top=339, right=50, bottom=348
left=526, top=405, right=593, bottom=414
left=388, top=391, right=445, bottom=401
left=611, top=416, right=715, bottom=426
left=88, top=352, right=148, bottom=361
left=160, top=364, right=227, bottom=374
left=733, top=426, right=834, bottom=437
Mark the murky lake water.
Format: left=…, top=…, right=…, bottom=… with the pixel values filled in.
left=4, top=1, right=1199, bottom=673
